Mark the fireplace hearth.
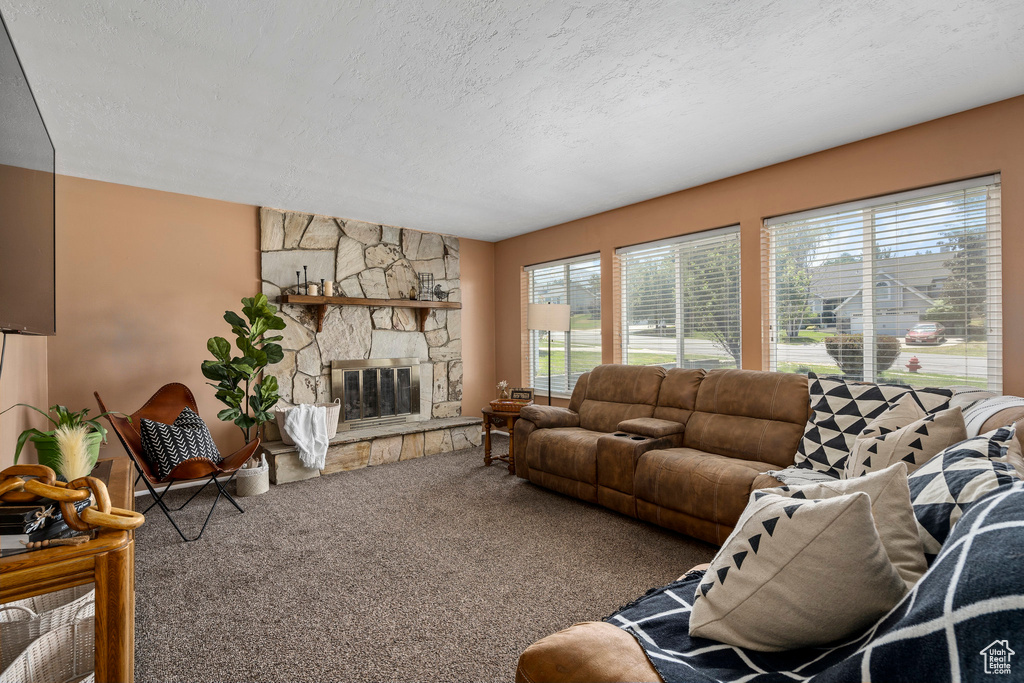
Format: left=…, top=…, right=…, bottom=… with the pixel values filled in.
left=332, top=358, right=421, bottom=430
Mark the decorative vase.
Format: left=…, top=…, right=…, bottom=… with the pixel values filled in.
left=499, top=389, right=510, bottom=399
left=30, top=432, right=103, bottom=479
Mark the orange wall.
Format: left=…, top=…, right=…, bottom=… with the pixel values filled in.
left=493, top=95, right=1024, bottom=397
left=0, top=334, right=48, bottom=468
left=48, top=176, right=261, bottom=458
left=40, top=176, right=496, bottom=466
left=458, top=238, right=497, bottom=415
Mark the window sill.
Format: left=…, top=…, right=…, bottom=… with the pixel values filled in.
left=534, top=390, right=573, bottom=400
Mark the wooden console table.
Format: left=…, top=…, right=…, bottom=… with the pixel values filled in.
left=482, top=407, right=523, bottom=474
left=0, top=457, right=136, bottom=682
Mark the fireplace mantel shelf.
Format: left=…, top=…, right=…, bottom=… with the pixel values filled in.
left=279, top=294, right=461, bottom=332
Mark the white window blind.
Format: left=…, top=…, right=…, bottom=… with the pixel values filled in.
left=617, top=226, right=741, bottom=370
left=525, top=254, right=601, bottom=396
left=764, top=175, right=1001, bottom=390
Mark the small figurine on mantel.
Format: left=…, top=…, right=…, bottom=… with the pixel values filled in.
left=408, top=286, right=417, bottom=300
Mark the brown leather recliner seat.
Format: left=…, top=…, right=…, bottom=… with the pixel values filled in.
left=634, top=369, right=809, bottom=544
left=516, top=364, right=669, bottom=503
left=515, top=365, right=810, bottom=545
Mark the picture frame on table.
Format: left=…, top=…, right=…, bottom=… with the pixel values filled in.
left=510, top=388, right=534, bottom=402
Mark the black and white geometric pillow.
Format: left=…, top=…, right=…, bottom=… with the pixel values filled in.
left=794, top=373, right=952, bottom=478
left=907, top=425, right=1023, bottom=563
left=140, top=407, right=223, bottom=480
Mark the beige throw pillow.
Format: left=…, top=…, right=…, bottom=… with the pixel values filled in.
left=843, top=403, right=970, bottom=479
left=845, top=395, right=967, bottom=478
left=762, top=463, right=927, bottom=586
left=689, top=490, right=907, bottom=651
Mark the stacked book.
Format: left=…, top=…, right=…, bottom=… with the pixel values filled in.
left=0, top=498, right=91, bottom=556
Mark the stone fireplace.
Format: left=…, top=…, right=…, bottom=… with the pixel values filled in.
left=259, top=206, right=464, bottom=436
left=258, top=206, right=481, bottom=484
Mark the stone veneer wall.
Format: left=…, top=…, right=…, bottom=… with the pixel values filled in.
left=259, top=207, right=463, bottom=438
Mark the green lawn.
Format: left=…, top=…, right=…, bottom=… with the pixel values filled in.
left=774, top=361, right=982, bottom=388
left=906, top=342, right=989, bottom=358
left=536, top=349, right=602, bottom=374
left=779, top=330, right=831, bottom=344
left=775, top=361, right=841, bottom=376
left=879, top=370, right=984, bottom=388
left=537, top=348, right=729, bottom=374
left=570, top=314, right=601, bottom=330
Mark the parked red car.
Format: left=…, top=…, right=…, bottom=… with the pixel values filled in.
left=905, top=322, right=946, bottom=345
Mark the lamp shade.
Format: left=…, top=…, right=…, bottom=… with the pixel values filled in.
left=527, top=303, right=571, bottom=332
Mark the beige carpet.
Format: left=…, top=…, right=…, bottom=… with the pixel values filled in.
left=134, top=435, right=715, bottom=682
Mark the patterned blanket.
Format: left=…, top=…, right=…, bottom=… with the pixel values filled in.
left=607, top=481, right=1024, bottom=682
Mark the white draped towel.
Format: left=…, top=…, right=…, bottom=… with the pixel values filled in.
left=283, top=404, right=329, bottom=470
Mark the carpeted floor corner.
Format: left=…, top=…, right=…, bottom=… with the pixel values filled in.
left=134, top=435, right=715, bottom=682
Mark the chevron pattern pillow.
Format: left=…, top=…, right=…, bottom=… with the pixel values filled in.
left=907, top=425, right=1024, bottom=563
left=140, top=407, right=223, bottom=480
left=793, top=373, right=952, bottom=477
left=689, top=489, right=907, bottom=651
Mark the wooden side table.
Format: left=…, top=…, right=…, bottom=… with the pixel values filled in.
left=0, top=457, right=135, bottom=682
left=482, top=407, right=523, bottom=473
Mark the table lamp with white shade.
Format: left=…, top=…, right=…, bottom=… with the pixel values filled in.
left=527, top=303, right=572, bottom=405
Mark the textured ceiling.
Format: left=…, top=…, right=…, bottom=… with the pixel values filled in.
left=1, top=1, right=1023, bottom=241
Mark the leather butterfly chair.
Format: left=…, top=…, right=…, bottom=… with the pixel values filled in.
left=95, top=383, right=261, bottom=542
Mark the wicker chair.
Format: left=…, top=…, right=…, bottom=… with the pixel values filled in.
left=95, top=383, right=260, bottom=542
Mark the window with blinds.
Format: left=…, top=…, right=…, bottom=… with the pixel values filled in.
left=617, top=227, right=741, bottom=371
left=525, top=254, right=601, bottom=396
left=764, top=175, right=1001, bottom=390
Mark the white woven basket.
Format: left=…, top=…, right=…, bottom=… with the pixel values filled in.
left=274, top=399, right=341, bottom=445
left=0, top=600, right=94, bottom=683
left=235, top=453, right=270, bottom=497
left=0, top=586, right=94, bottom=671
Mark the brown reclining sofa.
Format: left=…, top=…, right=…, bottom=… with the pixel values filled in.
left=514, top=363, right=810, bottom=545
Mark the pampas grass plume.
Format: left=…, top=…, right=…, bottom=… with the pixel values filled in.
left=55, top=424, right=93, bottom=480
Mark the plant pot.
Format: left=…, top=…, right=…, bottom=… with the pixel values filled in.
left=235, top=455, right=270, bottom=497
left=30, top=432, right=103, bottom=479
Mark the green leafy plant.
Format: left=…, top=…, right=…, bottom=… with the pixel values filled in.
left=823, top=334, right=901, bottom=380
left=0, top=403, right=115, bottom=465
left=202, top=294, right=286, bottom=443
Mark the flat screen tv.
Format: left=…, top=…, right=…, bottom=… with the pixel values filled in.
left=0, top=11, right=55, bottom=335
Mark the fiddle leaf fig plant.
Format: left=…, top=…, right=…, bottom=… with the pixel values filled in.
left=202, top=294, right=287, bottom=443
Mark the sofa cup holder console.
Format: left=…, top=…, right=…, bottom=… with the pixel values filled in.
left=613, top=432, right=647, bottom=441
